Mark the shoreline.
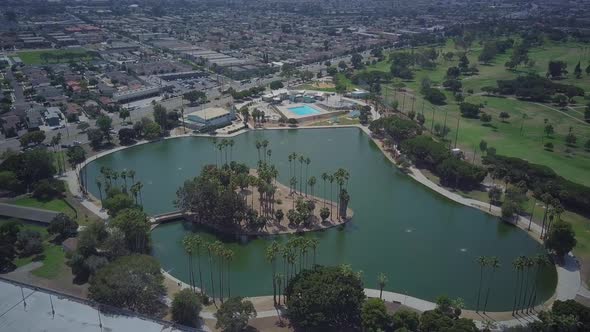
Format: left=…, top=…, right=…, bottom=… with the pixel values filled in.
left=65, top=124, right=579, bottom=323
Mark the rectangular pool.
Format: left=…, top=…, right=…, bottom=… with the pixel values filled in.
left=288, top=105, right=321, bottom=116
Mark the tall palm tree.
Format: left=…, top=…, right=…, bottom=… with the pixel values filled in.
left=520, top=257, right=535, bottom=313
left=321, top=172, right=329, bottom=208
left=182, top=235, right=195, bottom=292
left=475, top=256, right=487, bottom=313
left=304, top=157, right=311, bottom=196
left=377, top=273, right=388, bottom=300
left=266, top=241, right=280, bottom=305
left=191, top=235, right=205, bottom=295
left=275, top=273, right=283, bottom=306
left=214, top=241, right=224, bottom=303
left=308, top=176, right=317, bottom=197
left=207, top=242, right=216, bottom=304
left=328, top=174, right=334, bottom=219
left=483, top=256, right=500, bottom=314
left=136, top=181, right=144, bottom=206
left=262, top=139, right=269, bottom=163
left=298, top=155, right=305, bottom=194
left=95, top=178, right=103, bottom=204
left=267, top=149, right=272, bottom=164
left=228, top=139, right=234, bottom=163
left=290, top=177, right=297, bottom=198
left=225, top=248, right=234, bottom=298
left=120, top=170, right=127, bottom=191
left=255, top=140, right=262, bottom=162
left=527, top=254, right=549, bottom=312
left=309, top=238, right=319, bottom=266
left=128, top=169, right=136, bottom=185
left=512, top=257, right=523, bottom=315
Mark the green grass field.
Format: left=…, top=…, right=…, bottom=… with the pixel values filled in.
left=359, top=39, right=590, bottom=186
left=15, top=48, right=95, bottom=65
left=11, top=197, right=77, bottom=218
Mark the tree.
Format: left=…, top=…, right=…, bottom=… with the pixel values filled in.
left=110, top=208, right=150, bottom=253
left=475, top=256, right=487, bottom=312
left=214, top=297, right=256, bottom=332
left=459, top=102, right=481, bottom=118
left=479, top=140, right=488, bottom=154
left=183, top=91, right=207, bottom=106
left=89, top=255, right=165, bottom=315
left=499, top=112, right=510, bottom=122
left=351, top=53, right=364, bottom=69
left=286, top=265, right=365, bottom=330
left=16, top=229, right=43, bottom=256
left=547, top=60, right=568, bottom=79
left=118, top=128, right=136, bottom=145
left=392, top=309, right=420, bottom=331
left=573, top=61, right=582, bottom=79
left=143, top=121, right=162, bottom=140
left=458, top=53, right=470, bottom=71
left=96, top=115, right=113, bottom=142
left=0, top=171, right=22, bottom=193
left=171, top=289, right=202, bottom=327
left=47, top=213, right=78, bottom=240
left=361, top=298, right=391, bottom=332
left=545, top=220, right=576, bottom=260
left=119, top=108, right=130, bottom=122
left=19, top=131, right=46, bottom=147
left=102, top=192, right=136, bottom=217
left=153, top=104, right=168, bottom=131
left=377, top=272, right=388, bottom=300
left=0, top=220, right=20, bottom=272
left=87, top=128, right=104, bottom=148
left=544, top=123, right=554, bottom=137
left=320, top=207, right=330, bottom=222
left=269, top=80, right=284, bottom=90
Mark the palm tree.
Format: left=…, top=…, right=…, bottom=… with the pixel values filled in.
left=207, top=242, right=216, bottom=304
left=267, top=149, right=272, bottom=164
left=304, top=157, right=311, bottom=196
left=128, top=169, right=136, bottom=185
left=228, top=139, right=234, bottom=163
left=191, top=235, right=205, bottom=295
left=298, top=155, right=305, bottom=194
left=120, top=170, right=127, bottom=191
left=266, top=241, right=280, bottom=305
left=308, top=176, right=317, bottom=197
left=527, top=254, right=549, bottom=312
left=377, top=273, right=388, bottom=300
left=255, top=140, right=262, bottom=162
left=309, top=238, right=319, bottom=266
left=483, top=256, right=500, bottom=314
left=275, top=273, right=283, bottom=306
left=136, top=181, right=144, bottom=206
left=214, top=241, right=224, bottom=303
left=262, top=139, right=269, bottom=163
left=290, top=177, right=297, bottom=198
left=321, top=172, right=329, bottom=208
left=328, top=174, right=334, bottom=219
left=475, top=256, right=487, bottom=313
left=182, top=235, right=195, bottom=292
left=95, top=179, right=103, bottom=205
left=520, top=257, right=535, bottom=313
left=225, top=248, right=234, bottom=297
left=512, top=257, right=523, bottom=315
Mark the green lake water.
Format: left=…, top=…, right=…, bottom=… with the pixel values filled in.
left=83, top=127, right=557, bottom=311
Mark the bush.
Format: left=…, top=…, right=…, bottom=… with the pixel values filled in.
left=362, top=298, right=391, bottom=332
left=16, top=229, right=43, bottom=257
left=544, top=142, right=554, bottom=151
left=422, top=87, right=447, bottom=105
left=172, top=289, right=203, bottom=327
left=47, top=213, right=79, bottom=240
left=32, top=179, right=65, bottom=200
left=459, top=102, right=482, bottom=118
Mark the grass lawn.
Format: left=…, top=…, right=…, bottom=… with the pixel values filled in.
left=15, top=48, right=95, bottom=65
left=12, top=197, right=77, bottom=218
left=31, top=244, right=66, bottom=279
left=361, top=39, right=590, bottom=186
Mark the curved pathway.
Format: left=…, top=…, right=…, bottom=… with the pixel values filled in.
left=65, top=124, right=582, bottom=330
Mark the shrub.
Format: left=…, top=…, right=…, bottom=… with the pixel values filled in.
left=544, top=142, right=554, bottom=151
left=47, top=213, right=79, bottom=240
left=32, top=179, right=65, bottom=200
left=16, top=229, right=43, bottom=257
left=214, top=297, right=256, bottom=331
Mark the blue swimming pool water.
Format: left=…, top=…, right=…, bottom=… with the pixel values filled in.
left=288, top=105, right=321, bottom=116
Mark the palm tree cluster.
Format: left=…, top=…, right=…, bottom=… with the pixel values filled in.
left=538, top=193, right=564, bottom=240
left=511, top=254, right=550, bottom=315
left=182, top=234, right=234, bottom=305
left=96, top=167, right=143, bottom=206
left=265, top=238, right=320, bottom=306
left=474, top=256, right=500, bottom=314
left=213, top=138, right=235, bottom=166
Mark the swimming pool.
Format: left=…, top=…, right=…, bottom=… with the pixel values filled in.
left=288, top=105, right=321, bottom=116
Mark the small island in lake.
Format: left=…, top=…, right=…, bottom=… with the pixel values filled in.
left=174, top=139, right=353, bottom=235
